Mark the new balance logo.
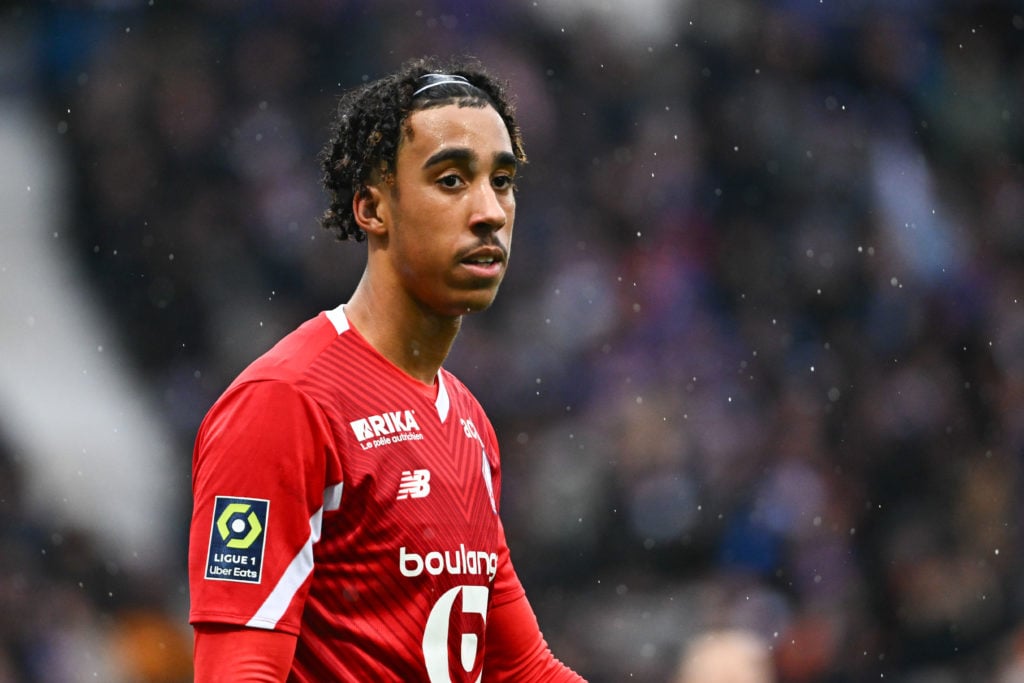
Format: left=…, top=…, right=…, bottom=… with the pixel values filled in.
left=350, top=409, right=424, bottom=450
left=397, top=469, right=431, bottom=500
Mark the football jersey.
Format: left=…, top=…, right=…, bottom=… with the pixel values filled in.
left=189, top=304, right=525, bottom=682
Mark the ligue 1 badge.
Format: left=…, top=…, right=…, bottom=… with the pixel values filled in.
left=205, top=496, right=269, bottom=583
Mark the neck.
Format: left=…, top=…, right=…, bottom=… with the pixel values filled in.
left=343, top=280, right=462, bottom=386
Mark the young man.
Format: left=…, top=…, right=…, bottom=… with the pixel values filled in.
left=188, top=58, right=587, bottom=681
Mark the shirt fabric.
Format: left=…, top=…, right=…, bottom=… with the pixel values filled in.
left=189, top=305, right=576, bottom=681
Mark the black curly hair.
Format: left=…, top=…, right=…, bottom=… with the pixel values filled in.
left=319, top=56, right=527, bottom=242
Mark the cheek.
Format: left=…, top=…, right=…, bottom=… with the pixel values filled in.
left=502, top=206, right=515, bottom=240
left=501, top=198, right=516, bottom=230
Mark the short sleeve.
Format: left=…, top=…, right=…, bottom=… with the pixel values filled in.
left=489, top=517, right=527, bottom=609
left=188, top=379, right=335, bottom=635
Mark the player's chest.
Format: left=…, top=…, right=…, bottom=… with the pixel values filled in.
left=336, top=406, right=499, bottom=532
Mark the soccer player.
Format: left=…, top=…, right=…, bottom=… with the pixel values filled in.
left=188, top=57, right=587, bottom=681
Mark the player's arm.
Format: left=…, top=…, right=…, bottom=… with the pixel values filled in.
left=482, top=528, right=586, bottom=682
left=193, top=624, right=297, bottom=682
left=477, top=420, right=586, bottom=682
left=189, top=379, right=334, bottom=676
left=483, top=592, right=586, bottom=683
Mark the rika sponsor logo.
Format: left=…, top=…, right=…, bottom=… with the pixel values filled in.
left=350, top=409, right=423, bottom=450
left=400, top=545, right=498, bottom=582
left=397, top=469, right=431, bottom=500
left=205, top=496, right=269, bottom=583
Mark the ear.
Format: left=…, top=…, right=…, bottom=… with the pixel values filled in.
left=352, top=184, right=388, bottom=237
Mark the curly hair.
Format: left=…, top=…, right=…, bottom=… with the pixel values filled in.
left=319, top=56, right=527, bottom=242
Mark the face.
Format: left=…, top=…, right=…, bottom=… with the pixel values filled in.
left=375, top=103, right=517, bottom=317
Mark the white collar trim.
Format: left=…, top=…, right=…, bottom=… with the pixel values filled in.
left=325, top=304, right=450, bottom=422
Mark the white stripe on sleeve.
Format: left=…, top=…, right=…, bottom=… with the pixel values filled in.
left=246, top=483, right=344, bottom=629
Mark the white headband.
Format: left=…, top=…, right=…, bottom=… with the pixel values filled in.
left=413, top=73, right=472, bottom=97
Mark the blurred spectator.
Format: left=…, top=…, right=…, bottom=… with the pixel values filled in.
left=674, top=629, right=775, bottom=683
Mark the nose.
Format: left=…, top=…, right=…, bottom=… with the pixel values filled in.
left=470, top=182, right=508, bottom=233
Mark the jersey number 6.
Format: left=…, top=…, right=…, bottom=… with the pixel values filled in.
left=422, top=584, right=489, bottom=683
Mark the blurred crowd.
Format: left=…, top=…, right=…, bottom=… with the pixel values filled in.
left=2, top=0, right=1023, bottom=680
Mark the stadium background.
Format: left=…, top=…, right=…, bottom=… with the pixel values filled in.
left=1, top=1, right=1022, bottom=681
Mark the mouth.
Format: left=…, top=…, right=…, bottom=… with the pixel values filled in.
left=462, top=255, right=500, bottom=266
left=458, top=247, right=506, bottom=278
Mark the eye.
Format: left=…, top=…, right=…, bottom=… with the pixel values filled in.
left=492, top=174, right=515, bottom=191
left=438, top=173, right=464, bottom=189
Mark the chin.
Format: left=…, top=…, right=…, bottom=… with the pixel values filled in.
left=458, top=300, right=495, bottom=315
left=454, top=292, right=500, bottom=315
left=429, top=284, right=502, bottom=317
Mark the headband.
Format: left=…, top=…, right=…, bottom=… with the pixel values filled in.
left=412, top=73, right=473, bottom=97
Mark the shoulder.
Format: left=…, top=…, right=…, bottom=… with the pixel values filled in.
left=199, top=311, right=347, bottom=439
left=196, top=378, right=325, bottom=449
left=232, top=312, right=342, bottom=386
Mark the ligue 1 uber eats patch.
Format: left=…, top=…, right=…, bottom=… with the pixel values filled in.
left=206, top=496, right=269, bottom=583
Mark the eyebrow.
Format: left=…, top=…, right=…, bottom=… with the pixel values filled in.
left=422, top=147, right=518, bottom=171
left=493, top=151, right=518, bottom=170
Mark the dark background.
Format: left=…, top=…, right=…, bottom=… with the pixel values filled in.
left=1, top=1, right=1023, bottom=681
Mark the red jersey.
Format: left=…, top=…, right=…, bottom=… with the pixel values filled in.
left=189, top=306, right=538, bottom=681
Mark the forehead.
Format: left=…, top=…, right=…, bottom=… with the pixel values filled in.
left=399, top=104, right=513, bottom=163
